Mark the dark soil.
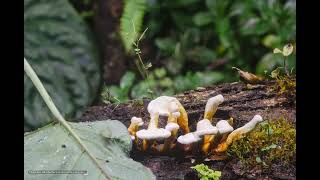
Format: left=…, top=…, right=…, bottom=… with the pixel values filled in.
left=79, top=80, right=296, bottom=179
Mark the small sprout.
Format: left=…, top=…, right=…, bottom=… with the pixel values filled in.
left=191, top=163, right=221, bottom=180
left=145, top=62, right=152, bottom=69
left=273, top=43, right=293, bottom=56
left=273, top=43, right=294, bottom=76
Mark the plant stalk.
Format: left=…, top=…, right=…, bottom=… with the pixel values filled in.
left=284, top=58, right=289, bottom=76
left=24, top=58, right=112, bottom=180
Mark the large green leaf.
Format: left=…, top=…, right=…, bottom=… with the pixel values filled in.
left=24, top=120, right=156, bottom=180
left=24, top=0, right=101, bottom=131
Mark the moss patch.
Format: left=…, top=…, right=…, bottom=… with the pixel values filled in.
left=227, top=117, right=296, bottom=171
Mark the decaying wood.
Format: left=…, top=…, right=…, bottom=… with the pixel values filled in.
left=79, top=80, right=296, bottom=180
left=80, top=80, right=295, bottom=128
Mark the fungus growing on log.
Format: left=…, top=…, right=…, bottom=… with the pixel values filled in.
left=138, top=96, right=190, bottom=152
left=128, top=117, right=144, bottom=141
left=215, top=115, right=263, bottom=153
left=136, top=112, right=171, bottom=151
left=201, top=95, right=224, bottom=154
left=147, top=96, right=190, bottom=133
left=130, top=95, right=263, bottom=157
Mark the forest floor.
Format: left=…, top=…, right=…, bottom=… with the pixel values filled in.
left=80, top=80, right=296, bottom=180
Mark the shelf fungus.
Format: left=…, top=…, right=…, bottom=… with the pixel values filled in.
left=129, top=95, right=264, bottom=158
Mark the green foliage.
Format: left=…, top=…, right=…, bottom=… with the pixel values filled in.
left=24, top=120, right=156, bottom=180
left=120, top=0, right=147, bottom=53
left=101, top=71, right=136, bottom=103
left=227, top=117, right=296, bottom=170
left=270, top=68, right=296, bottom=96
left=144, top=0, right=296, bottom=76
left=191, top=164, right=221, bottom=180
left=102, top=68, right=224, bottom=103
left=24, top=0, right=100, bottom=131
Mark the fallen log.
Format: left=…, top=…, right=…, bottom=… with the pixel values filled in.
left=79, top=80, right=296, bottom=179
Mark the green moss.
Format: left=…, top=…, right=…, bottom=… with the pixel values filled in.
left=227, top=117, right=296, bottom=169
left=191, top=164, right=221, bottom=180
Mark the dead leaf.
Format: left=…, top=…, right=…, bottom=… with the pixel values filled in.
left=232, top=67, right=264, bottom=84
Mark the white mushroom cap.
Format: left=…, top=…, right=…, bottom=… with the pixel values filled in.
left=235, top=115, right=264, bottom=134
left=147, top=96, right=180, bottom=117
left=205, top=94, right=224, bottom=112
left=165, top=122, right=180, bottom=132
left=131, top=117, right=144, bottom=126
left=194, top=119, right=218, bottom=136
left=241, top=115, right=263, bottom=131
left=216, top=120, right=234, bottom=134
left=177, top=133, right=201, bottom=144
left=131, top=135, right=136, bottom=140
left=136, top=128, right=171, bottom=140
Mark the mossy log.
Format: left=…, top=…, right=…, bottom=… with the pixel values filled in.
left=79, top=80, right=296, bottom=180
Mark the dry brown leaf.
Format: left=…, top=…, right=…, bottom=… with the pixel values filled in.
left=232, top=67, right=264, bottom=84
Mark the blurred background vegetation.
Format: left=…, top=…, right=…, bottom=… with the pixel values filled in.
left=24, top=0, right=296, bottom=131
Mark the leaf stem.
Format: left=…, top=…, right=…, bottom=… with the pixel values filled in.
left=284, top=57, right=289, bottom=76
left=24, top=58, right=112, bottom=180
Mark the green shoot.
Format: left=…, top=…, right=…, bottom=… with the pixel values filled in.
left=191, top=164, right=221, bottom=180
left=129, top=20, right=154, bottom=98
left=273, top=43, right=294, bottom=76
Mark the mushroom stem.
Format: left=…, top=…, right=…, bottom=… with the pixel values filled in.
left=127, top=117, right=144, bottom=144
left=142, top=113, right=159, bottom=151
left=204, top=95, right=224, bottom=121
left=148, top=113, right=159, bottom=129
left=215, top=115, right=263, bottom=152
left=161, top=113, right=179, bottom=152
left=201, top=135, right=215, bottom=155
left=176, top=101, right=190, bottom=134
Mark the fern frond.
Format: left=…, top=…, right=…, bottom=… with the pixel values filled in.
left=120, top=0, right=146, bottom=53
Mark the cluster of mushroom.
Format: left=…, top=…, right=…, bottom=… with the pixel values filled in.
left=128, top=95, right=263, bottom=155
